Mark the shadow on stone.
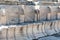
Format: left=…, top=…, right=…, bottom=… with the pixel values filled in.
left=32, top=39, right=38, bottom=40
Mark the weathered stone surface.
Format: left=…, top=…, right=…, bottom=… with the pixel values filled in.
left=0, top=20, right=60, bottom=40
left=49, top=6, right=58, bottom=20
left=24, top=5, right=35, bottom=22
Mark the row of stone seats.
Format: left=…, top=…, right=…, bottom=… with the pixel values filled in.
left=0, top=5, right=60, bottom=25
left=0, top=0, right=36, bottom=2
left=0, top=0, right=60, bottom=5
left=0, top=0, right=59, bottom=2
left=0, top=20, right=60, bottom=40
left=0, top=0, right=18, bottom=1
